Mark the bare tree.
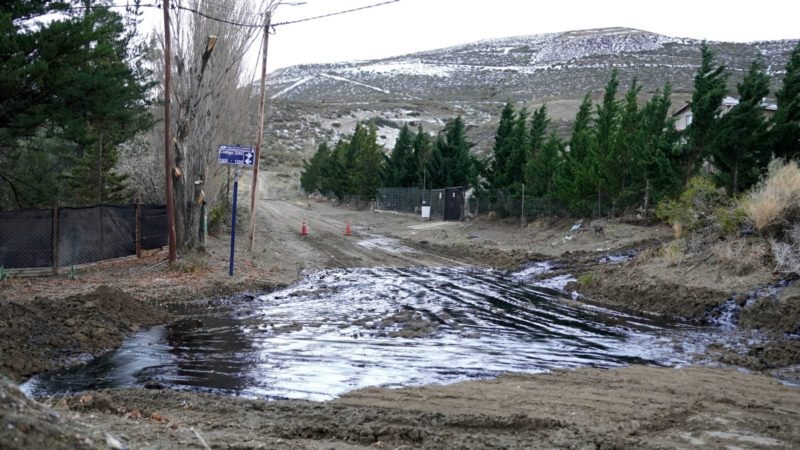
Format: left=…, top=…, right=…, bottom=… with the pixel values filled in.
left=159, top=0, right=266, bottom=251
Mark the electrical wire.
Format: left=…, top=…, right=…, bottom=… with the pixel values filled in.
left=272, top=0, right=401, bottom=27
left=23, top=0, right=403, bottom=30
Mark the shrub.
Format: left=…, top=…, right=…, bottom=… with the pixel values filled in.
left=661, top=241, right=685, bottom=266
left=770, top=224, right=800, bottom=274
left=577, top=272, right=595, bottom=285
left=208, top=204, right=225, bottom=235
left=744, top=159, right=800, bottom=237
left=656, top=176, right=725, bottom=238
left=714, top=204, right=749, bottom=237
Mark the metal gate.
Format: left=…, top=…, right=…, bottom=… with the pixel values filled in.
left=444, top=187, right=464, bottom=221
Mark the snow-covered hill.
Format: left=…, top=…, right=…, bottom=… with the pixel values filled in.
left=266, top=28, right=797, bottom=102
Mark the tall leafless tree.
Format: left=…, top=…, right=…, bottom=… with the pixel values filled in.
left=158, top=0, right=267, bottom=251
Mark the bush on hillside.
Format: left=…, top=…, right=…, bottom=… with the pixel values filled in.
left=656, top=176, right=727, bottom=238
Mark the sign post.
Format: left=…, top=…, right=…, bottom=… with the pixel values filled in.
left=218, top=145, right=255, bottom=276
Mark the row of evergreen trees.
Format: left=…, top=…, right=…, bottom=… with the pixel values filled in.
left=490, top=73, right=679, bottom=215
left=301, top=42, right=800, bottom=216
left=487, top=42, right=800, bottom=215
left=300, top=117, right=480, bottom=200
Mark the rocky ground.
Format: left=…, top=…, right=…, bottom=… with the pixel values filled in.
left=1, top=198, right=799, bottom=449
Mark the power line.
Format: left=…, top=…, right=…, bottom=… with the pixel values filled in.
left=172, top=3, right=265, bottom=28
left=273, top=0, right=401, bottom=27
left=28, top=0, right=403, bottom=31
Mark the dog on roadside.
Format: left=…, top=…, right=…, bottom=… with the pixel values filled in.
left=593, top=224, right=604, bottom=236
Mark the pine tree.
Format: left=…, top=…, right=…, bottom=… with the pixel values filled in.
left=489, top=102, right=515, bottom=189
left=68, top=134, right=131, bottom=204
left=588, top=69, right=621, bottom=215
left=630, top=83, right=681, bottom=211
left=412, top=126, right=433, bottom=189
left=712, top=59, right=771, bottom=195
left=425, top=117, right=476, bottom=189
left=1, top=2, right=152, bottom=208
left=447, top=116, right=477, bottom=188
left=326, top=139, right=352, bottom=198
left=683, top=42, right=728, bottom=183
left=300, top=142, right=331, bottom=194
left=385, top=124, right=415, bottom=187
left=426, top=134, right=447, bottom=189
left=528, top=131, right=563, bottom=202
left=351, top=123, right=384, bottom=201
left=505, top=107, right=530, bottom=190
left=614, top=78, right=642, bottom=204
left=771, top=42, right=800, bottom=160
left=558, top=94, right=594, bottom=213
left=524, top=105, right=550, bottom=192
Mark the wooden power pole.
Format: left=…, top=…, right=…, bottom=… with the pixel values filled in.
left=163, top=0, right=177, bottom=263
left=248, top=13, right=271, bottom=253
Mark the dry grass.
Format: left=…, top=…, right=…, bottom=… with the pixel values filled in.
left=770, top=224, right=800, bottom=274
left=171, top=251, right=211, bottom=274
left=744, top=160, right=800, bottom=236
left=711, top=240, right=770, bottom=276
left=662, top=241, right=685, bottom=266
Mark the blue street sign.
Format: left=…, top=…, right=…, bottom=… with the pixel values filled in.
left=218, top=145, right=255, bottom=167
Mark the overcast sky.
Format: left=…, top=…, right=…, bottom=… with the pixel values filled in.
left=141, top=0, right=800, bottom=72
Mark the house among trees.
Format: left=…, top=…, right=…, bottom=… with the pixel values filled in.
left=673, top=96, right=778, bottom=131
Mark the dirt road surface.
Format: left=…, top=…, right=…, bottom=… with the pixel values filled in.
left=255, top=200, right=467, bottom=272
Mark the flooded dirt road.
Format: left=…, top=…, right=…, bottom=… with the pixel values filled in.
left=25, top=266, right=710, bottom=401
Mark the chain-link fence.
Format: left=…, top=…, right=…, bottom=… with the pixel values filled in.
left=374, top=187, right=571, bottom=220
left=376, top=188, right=446, bottom=220
left=470, top=190, right=568, bottom=219
left=0, top=204, right=167, bottom=270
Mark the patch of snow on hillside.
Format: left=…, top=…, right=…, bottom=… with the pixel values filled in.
left=320, top=73, right=393, bottom=95
left=376, top=126, right=402, bottom=150
left=344, top=60, right=455, bottom=78
left=271, top=76, right=314, bottom=99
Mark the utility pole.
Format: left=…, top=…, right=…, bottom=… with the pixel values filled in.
left=163, top=0, right=177, bottom=264
left=248, top=12, right=271, bottom=253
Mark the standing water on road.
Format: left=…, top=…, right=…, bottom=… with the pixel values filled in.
left=24, top=266, right=711, bottom=400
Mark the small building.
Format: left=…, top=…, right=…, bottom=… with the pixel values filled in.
left=672, top=96, right=778, bottom=131
left=443, top=187, right=465, bottom=221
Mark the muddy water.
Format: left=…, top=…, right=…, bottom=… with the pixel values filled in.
left=24, top=266, right=710, bottom=400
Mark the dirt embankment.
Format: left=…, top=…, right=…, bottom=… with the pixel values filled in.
left=0, top=285, right=167, bottom=382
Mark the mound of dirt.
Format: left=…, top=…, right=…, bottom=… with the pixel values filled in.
left=568, top=264, right=730, bottom=321
left=0, top=377, right=119, bottom=450
left=0, top=285, right=167, bottom=381
left=740, top=285, right=800, bottom=334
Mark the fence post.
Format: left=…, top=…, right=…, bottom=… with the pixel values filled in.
left=521, top=184, right=525, bottom=228
left=135, top=198, right=142, bottom=258
left=51, top=206, right=59, bottom=275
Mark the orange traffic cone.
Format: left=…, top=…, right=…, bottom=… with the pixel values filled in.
left=300, top=220, right=308, bottom=236
left=345, top=222, right=352, bottom=236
